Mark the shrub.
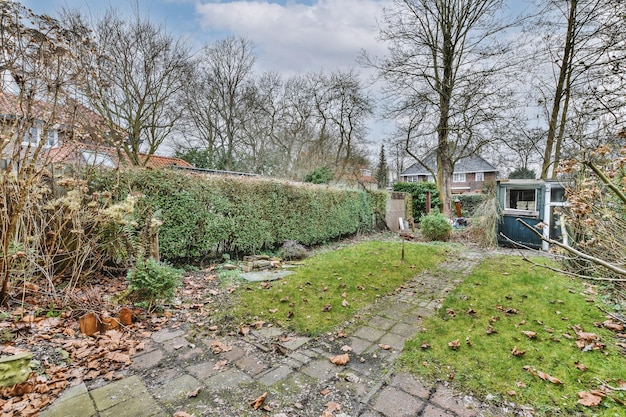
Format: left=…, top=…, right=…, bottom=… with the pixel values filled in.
left=420, top=212, right=451, bottom=241
left=280, top=240, right=307, bottom=260
left=454, top=193, right=487, bottom=217
left=126, top=258, right=182, bottom=311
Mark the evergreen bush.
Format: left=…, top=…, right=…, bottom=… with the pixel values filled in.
left=420, top=212, right=452, bottom=241
left=126, top=258, right=182, bottom=311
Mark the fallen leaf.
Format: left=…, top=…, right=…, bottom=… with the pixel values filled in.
left=420, top=342, right=430, bottom=349
left=269, top=308, right=279, bottom=314
left=250, top=392, right=267, bottom=410
left=336, top=331, right=347, bottom=338
left=522, top=331, right=537, bottom=339
left=239, top=326, right=250, bottom=336
left=173, top=412, right=194, bottom=417
left=507, top=390, right=516, bottom=396
left=486, top=325, right=497, bottom=335
left=379, top=344, right=391, bottom=350
left=320, top=388, right=331, bottom=395
left=341, top=299, right=349, bottom=307
left=574, top=362, right=588, bottom=371
left=446, top=308, right=456, bottom=317
left=210, top=340, right=232, bottom=354
left=511, top=346, right=526, bottom=356
left=577, top=391, right=603, bottom=407
left=536, top=370, right=562, bottom=384
left=603, top=321, right=624, bottom=332
left=325, top=401, right=341, bottom=412
left=213, top=360, right=228, bottom=370
left=340, top=345, right=352, bottom=352
left=516, top=381, right=526, bottom=388
left=467, top=308, right=477, bottom=315
left=320, top=411, right=334, bottom=417
left=187, top=387, right=201, bottom=398
left=322, top=304, right=332, bottom=312
left=448, top=339, right=460, bottom=350
left=329, top=354, right=350, bottom=365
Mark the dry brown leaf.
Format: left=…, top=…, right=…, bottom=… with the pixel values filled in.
left=574, top=362, right=588, bottom=371
left=186, top=387, right=201, bottom=398
left=448, top=339, right=460, bottom=350
left=522, top=331, right=537, bottom=339
left=250, top=392, right=267, bottom=410
left=446, top=308, right=456, bottom=317
left=213, top=360, right=228, bottom=370
left=577, top=391, right=603, bottom=407
left=336, top=331, right=347, bottom=338
left=420, top=342, right=430, bottom=349
left=340, top=345, right=352, bottom=352
left=239, top=325, right=250, bottom=336
left=268, top=308, right=279, bottom=314
left=320, top=388, right=331, bottom=395
left=329, top=353, right=350, bottom=366
left=320, top=411, right=334, bottom=417
left=516, top=381, right=526, bottom=388
left=507, top=390, right=516, bottom=396
left=341, top=299, right=349, bottom=307
left=322, top=304, right=332, bottom=312
left=173, top=412, right=194, bottom=417
left=325, top=401, right=341, bottom=412
left=511, top=346, right=526, bottom=356
left=486, top=325, right=497, bottom=335
left=379, top=344, right=391, bottom=350
left=603, top=321, right=624, bottom=332
left=536, top=370, right=562, bottom=384
left=210, top=340, right=232, bottom=354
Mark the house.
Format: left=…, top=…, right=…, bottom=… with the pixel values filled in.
left=0, top=89, right=191, bottom=171
left=399, top=154, right=498, bottom=193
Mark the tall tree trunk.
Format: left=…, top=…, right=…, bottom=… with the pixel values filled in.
left=541, top=0, right=577, bottom=179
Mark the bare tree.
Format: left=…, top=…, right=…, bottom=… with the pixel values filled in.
left=364, top=0, right=515, bottom=217
left=81, top=9, right=191, bottom=166
left=182, top=36, right=256, bottom=171
left=532, top=0, right=625, bottom=179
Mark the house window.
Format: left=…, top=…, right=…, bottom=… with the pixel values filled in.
left=82, top=150, right=116, bottom=168
left=23, top=126, right=40, bottom=145
left=505, top=188, right=537, bottom=211
left=475, top=172, right=484, bottom=182
left=426, top=175, right=435, bottom=183
left=45, top=130, right=58, bottom=148
left=453, top=173, right=466, bottom=183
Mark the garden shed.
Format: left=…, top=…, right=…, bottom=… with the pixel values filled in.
left=496, top=179, right=568, bottom=250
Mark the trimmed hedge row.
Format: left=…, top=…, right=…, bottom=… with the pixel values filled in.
left=392, top=182, right=441, bottom=220
left=89, top=169, right=386, bottom=263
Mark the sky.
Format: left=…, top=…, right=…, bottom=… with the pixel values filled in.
left=21, top=0, right=392, bottom=76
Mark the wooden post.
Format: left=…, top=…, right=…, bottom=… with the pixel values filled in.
left=425, top=192, right=431, bottom=214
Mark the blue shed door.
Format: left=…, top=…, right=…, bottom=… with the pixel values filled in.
left=498, top=216, right=543, bottom=249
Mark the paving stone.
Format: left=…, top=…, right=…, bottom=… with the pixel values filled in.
left=151, top=328, right=185, bottom=343
left=348, top=337, right=374, bottom=355
left=235, top=354, right=269, bottom=376
left=420, top=405, right=454, bottom=417
left=353, top=326, right=385, bottom=343
left=91, top=375, right=149, bottom=411
left=301, top=358, right=337, bottom=381
left=220, top=345, right=246, bottom=362
left=368, top=316, right=395, bottom=330
left=371, top=386, right=424, bottom=417
left=252, top=327, right=284, bottom=339
left=179, top=346, right=204, bottom=361
left=297, top=348, right=319, bottom=358
left=130, top=349, right=164, bottom=370
left=430, top=386, right=477, bottom=416
left=377, top=332, right=407, bottom=351
left=358, top=410, right=384, bottom=417
left=279, top=336, right=310, bottom=350
left=389, top=322, right=419, bottom=337
left=40, top=383, right=96, bottom=417
left=389, top=373, right=432, bottom=399
left=156, top=374, right=201, bottom=404
left=186, top=359, right=221, bottom=380
left=288, top=351, right=312, bottom=365
left=204, top=367, right=253, bottom=388
left=99, top=397, right=166, bottom=417
left=258, top=365, right=293, bottom=386
left=161, top=336, right=193, bottom=353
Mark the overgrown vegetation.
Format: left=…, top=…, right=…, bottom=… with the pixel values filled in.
left=90, top=169, right=387, bottom=264
left=398, top=256, right=626, bottom=416
left=230, top=241, right=451, bottom=335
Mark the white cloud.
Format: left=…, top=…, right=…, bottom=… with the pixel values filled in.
left=195, top=0, right=391, bottom=74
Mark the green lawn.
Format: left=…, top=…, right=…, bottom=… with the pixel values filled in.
left=230, top=240, right=451, bottom=336
left=397, top=255, right=626, bottom=416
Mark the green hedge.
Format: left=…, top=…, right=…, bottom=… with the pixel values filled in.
left=392, top=182, right=441, bottom=220
left=89, top=169, right=386, bottom=263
